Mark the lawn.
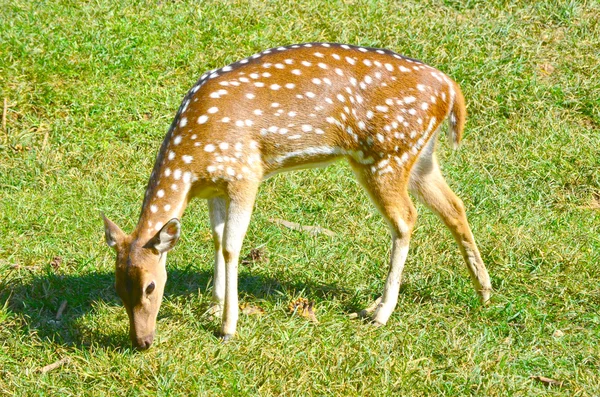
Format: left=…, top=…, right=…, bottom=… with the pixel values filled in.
left=1, top=0, right=599, bottom=395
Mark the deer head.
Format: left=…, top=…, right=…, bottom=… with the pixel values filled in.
left=102, top=214, right=180, bottom=350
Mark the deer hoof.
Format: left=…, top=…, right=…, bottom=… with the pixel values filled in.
left=220, top=334, right=234, bottom=343
left=370, top=319, right=385, bottom=327
left=479, top=288, right=492, bottom=305
left=349, top=296, right=383, bottom=320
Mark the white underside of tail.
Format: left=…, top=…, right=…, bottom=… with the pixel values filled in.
left=443, top=76, right=459, bottom=150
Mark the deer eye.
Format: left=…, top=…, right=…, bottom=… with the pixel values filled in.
left=145, top=281, right=156, bottom=295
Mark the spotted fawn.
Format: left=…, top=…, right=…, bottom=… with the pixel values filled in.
left=103, top=43, right=492, bottom=349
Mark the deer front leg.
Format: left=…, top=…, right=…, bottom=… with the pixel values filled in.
left=208, top=197, right=227, bottom=318
left=220, top=182, right=259, bottom=339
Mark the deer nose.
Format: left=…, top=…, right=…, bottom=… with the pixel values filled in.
left=133, top=333, right=155, bottom=350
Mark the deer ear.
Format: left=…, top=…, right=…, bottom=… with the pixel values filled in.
left=102, top=213, right=125, bottom=250
left=145, top=218, right=181, bottom=254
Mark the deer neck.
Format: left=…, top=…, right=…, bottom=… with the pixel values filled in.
left=135, top=142, right=193, bottom=241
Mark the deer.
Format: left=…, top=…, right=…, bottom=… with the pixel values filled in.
left=102, top=42, right=492, bottom=350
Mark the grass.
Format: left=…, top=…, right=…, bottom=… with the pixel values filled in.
left=1, top=0, right=599, bottom=395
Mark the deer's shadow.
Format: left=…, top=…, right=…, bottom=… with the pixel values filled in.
left=1, top=264, right=365, bottom=350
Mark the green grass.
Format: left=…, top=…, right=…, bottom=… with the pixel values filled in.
left=1, top=0, right=599, bottom=395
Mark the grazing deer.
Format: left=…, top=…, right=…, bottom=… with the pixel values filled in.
left=103, top=43, right=492, bottom=349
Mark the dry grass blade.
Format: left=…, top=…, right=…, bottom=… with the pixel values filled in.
left=530, top=376, right=563, bottom=387
left=55, top=300, right=67, bottom=320
left=38, top=357, right=70, bottom=374
left=269, top=218, right=336, bottom=237
left=8, top=263, right=39, bottom=271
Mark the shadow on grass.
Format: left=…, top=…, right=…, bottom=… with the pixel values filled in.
left=0, top=265, right=355, bottom=350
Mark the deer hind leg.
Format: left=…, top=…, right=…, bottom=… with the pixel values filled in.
left=207, top=197, right=227, bottom=317
left=350, top=162, right=417, bottom=326
left=408, top=147, right=492, bottom=303
left=220, top=180, right=259, bottom=339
